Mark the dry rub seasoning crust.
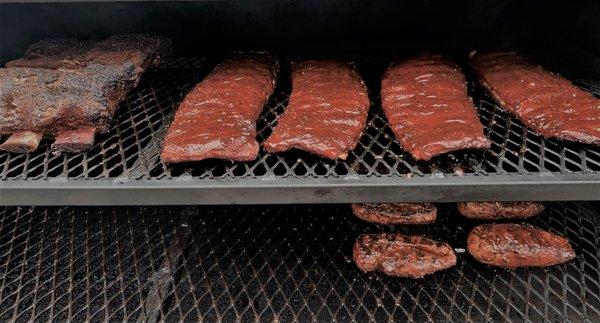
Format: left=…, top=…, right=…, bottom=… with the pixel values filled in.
left=0, top=34, right=172, bottom=153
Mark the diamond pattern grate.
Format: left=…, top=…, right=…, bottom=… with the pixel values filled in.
left=0, top=202, right=599, bottom=321
left=0, top=206, right=182, bottom=321
left=1, top=56, right=599, bottom=181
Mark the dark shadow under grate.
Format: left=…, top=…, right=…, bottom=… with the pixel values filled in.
left=1, top=202, right=599, bottom=321
left=1, top=55, right=599, bottom=181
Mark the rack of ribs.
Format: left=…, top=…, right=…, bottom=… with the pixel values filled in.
left=0, top=34, right=171, bottom=153
left=381, top=54, right=490, bottom=161
left=471, top=52, right=600, bottom=145
left=263, top=60, right=370, bottom=160
left=160, top=53, right=278, bottom=163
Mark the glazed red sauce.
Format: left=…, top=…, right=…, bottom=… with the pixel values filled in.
left=471, top=52, right=600, bottom=145
left=161, top=54, right=278, bottom=163
left=353, top=233, right=456, bottom=278
left=468, top=223, right=576, bottom=268
left=263, top=60, right=370, bottom=160
left=381, top=54, right=490, bottom=161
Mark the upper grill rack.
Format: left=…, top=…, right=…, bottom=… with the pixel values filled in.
left=1, top=55, right=599, bottom=204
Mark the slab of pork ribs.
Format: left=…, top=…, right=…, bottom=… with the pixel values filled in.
left=160, top=53, right=278, bottom=163
left=381, top=54, right=490, bottom=161
left=471, top=52, right=600, bottom=145
left=263, top=60, right=370, bottom=160
left=0, top=34, right=171, bottom=153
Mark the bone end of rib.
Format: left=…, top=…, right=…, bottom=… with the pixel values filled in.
left=0, top=131, right=44, bottom=153
left=51, top=127, right=96, bottom=154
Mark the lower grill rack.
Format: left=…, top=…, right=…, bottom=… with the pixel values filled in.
left=1, top=202, right=599, bottom=321
left=1, top=56, right=600, bottom=204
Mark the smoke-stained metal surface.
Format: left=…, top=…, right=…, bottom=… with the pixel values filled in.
left=0, top=202, right=599, bottom=321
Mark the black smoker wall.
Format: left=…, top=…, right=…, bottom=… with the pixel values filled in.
left=0, top=0, right=598, bottom=76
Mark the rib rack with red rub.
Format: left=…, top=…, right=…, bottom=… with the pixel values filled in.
left=381, top=54, right=490, bottom=161
left=471, top=52, right=600, bottom=145
left=264, top=60, right=370, bottom=160
left=161, top=53, right=278, bottom=163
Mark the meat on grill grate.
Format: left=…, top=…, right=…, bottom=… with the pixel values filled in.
left=353, top=233, right=456, bottom=278
left=457, top=201, right=545, bottom=220
left=161, top=53, right=278, bottom=163
left=380, top=54, right=490, bottom=161
left=351, top=203, right=437, bottom=225
left=471, top=52, right=600, bottom=145
left=467, top=223, right=576, bottom=268
left=264, top=60, right=370, bottom=160
left=0, top=34, right=171, bottom=153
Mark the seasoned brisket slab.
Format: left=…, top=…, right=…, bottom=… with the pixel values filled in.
left=467, top=223, right=576, bottom=268
left=351, top=203, right=437, bottom=225
left=0, top=34, right=171, bottom=153
left=263, top=60, right=370, bottom=160
left=353, top=233, right=456, bottom=278
left=457, top=201, right=545, bottom=220
left=471, top=52, right=600, bottom=145
left=161, top=54, right=278, bottom=163
left=381, top=54, right=490, bottom=161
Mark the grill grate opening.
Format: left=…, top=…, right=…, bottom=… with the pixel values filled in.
left=1, top=55, right=599, bottom=182
left=1, top=203, right=598, bottom=321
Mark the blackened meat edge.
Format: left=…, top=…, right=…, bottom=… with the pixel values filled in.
left=161, top=53, right=278, bottom=163
left=381, top=54, right=490, bottom=161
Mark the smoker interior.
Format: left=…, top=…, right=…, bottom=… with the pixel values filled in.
left=1, top=202, right=599, bottom=321
left=1, top=1, right=600, bottom=204
left=1, top=1, right=600, bottom=322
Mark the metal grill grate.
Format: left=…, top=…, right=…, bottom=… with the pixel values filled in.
left=1, top=202, right=599, bottom=321
left=1, top=56, right=600, bottom=204
left=1, top=55, right=599, bottom=180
